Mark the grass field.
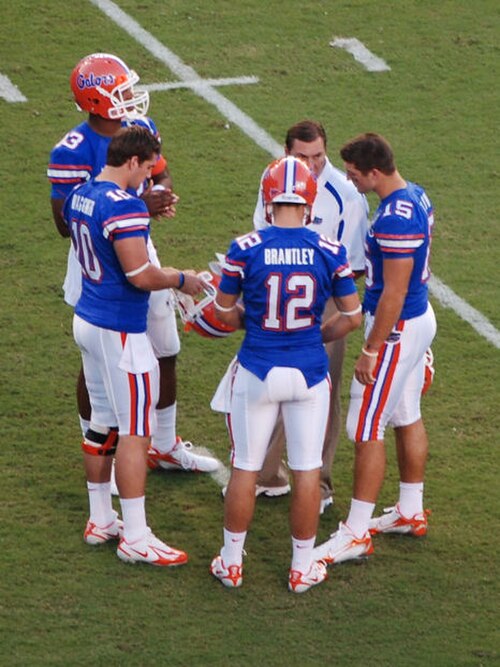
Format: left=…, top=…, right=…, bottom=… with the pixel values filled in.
left=1, top=1, right=499, bottom=665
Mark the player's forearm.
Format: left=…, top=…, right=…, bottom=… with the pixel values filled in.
left=322, top=309, right=362, bottom=342
left=152, top=172, right=173, bottom=190
left=51, top=199, right=70, bottom=238
left=130, top=265, right=203, bottom=298
left=127, top=264, right=183, bottom=291
left=54, top=217, right=71, bottom=238
left=213, top=291, right=245, bottom=330
left=364, top=290, right=406, bottom=351
left=215, top=304, right=245, bottom=330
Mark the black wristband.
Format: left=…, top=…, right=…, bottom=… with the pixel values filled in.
left=178, top=272, right=185, bottom=289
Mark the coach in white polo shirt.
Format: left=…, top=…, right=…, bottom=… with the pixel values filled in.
left=253, top=119, right=369, bottom=512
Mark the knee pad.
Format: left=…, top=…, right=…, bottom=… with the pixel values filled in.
left=81, top=427, right=118, bottom=456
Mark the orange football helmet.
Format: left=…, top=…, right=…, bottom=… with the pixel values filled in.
left=174, top=271, right=236, bottom=338
left=70, top=53, right=149, bottom=120
left=262, top=156, right=317, bottom=224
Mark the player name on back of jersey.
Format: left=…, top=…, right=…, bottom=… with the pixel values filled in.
left=71, top=192, right=95, bottom=216
left=264, top=248, right=315, bottom=266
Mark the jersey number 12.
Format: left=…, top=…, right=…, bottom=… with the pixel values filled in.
left=263, top=273, right=315, bottom=331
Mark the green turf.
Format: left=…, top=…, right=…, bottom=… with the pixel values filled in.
left=0, top=1, right=499, bottom=665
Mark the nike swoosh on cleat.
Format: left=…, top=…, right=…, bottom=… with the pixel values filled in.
left=130, top=548, right=150, bottom=558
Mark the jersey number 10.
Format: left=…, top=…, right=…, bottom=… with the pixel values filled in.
left=71, top=221, right=103, bottom=282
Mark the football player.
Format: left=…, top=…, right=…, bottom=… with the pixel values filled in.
left=47, top=53, right=218, bottom=479
left=252, top=120, right=369, bottom=513
left=210, top=156, right=362, bottom=592
left=314, top=133, right=437, bottom=566
left=66, top=126, right=204, bottom=563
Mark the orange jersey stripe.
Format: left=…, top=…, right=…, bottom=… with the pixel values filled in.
left=142, top=371, right=152, bottom=437
left=127, top=372, right=138, bottom=434
left=355, top=320, right=405, bottom=442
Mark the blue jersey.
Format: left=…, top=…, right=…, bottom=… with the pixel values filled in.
left=220, top=226, right=357, bottom=387
left=62, top=179, right=151, bottom=333
left=364, top=181, right=434, bottom=319
left=47, top=116, right=161, bottom=200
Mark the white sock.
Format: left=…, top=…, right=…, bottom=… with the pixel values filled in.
left=398, top=481, right=424, bottom=518
left=119, top=496, right=148, bottom=543
left=152, top=404, right=177, bottom=454
left=87, top=481, right=114, bottom=527
left=291, top=536, right=315, bottom=572
left=221, top=528, right=247, bottom=566
left=346, top=498, right=376, bottom=538
left=79, top=417, right=90, bottom=438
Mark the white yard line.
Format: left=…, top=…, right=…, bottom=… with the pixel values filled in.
left=0, top=73, right=27, bottom=102
left=90, top=0, right=282, bottom=158
left=142, top=75, right=259, bottom=93
left=330, top=37, right=391, bottom=72
left=90, top=0, right=500, bottom=355
left=429, top=276, right=500, bottom=348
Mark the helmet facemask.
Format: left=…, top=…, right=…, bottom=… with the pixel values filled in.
left=99, top=70, right=149, bottom=120
left=173, top=270, right=236, bottom=338
left=70, top=53, right=150, bottom=121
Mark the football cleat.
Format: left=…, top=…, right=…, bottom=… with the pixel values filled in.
left=369, top=504, right=431, bottom=537
left=84, top=510, right=123, bottom=545
left=117, top=529, right=188, bottom=566
left=313, top=522, right=374, bottom=565
left=221, top=483, right=291, bottom=498
left=256, top=483, right=291, bottom=498
left=288, top=560, right=328, bottom=594
left=319, top=495, right=334, bottom=515
left=147, top=437, right=219, bottom=473
left=210, top=555, right=243, bottom=588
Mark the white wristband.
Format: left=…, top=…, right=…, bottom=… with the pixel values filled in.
left=125, top=261, right=150, bottom=278
left=214, top=299, right=236, bottom=313
left=339, top=304, right=362, bottom=317
left=361, top=346, right=379, bottom=358
left=151, top=184, right=166, bottom=192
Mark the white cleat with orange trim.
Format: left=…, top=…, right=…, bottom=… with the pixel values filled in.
left=84, top=510, right=123, bottom=545
left=147, top=437, right=219, bottom=473
left=313, top=522, right=374, bottom=565
left=288, top=560, right=328, bottom=593
left=369, top=504, right=431, bottom=536
left=210, top=555, right=243, bottom=588
left=117, top=529, right=188, bottom=566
